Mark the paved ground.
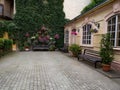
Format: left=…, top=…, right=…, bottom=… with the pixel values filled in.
left=0, top=51, right=120, bottom=90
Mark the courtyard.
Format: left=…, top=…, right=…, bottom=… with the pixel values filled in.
left=0, top=51, right=120, bottom=90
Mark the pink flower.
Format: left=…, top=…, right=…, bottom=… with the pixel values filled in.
left=46, top=35, right=50, bottom=40
left=39, top=37, right=44, bottom=42
left=25, top=33, right=29, bottom=37
left=54, top=34, right=59, bottom=39
left=71, top=31, right=77, bottom=35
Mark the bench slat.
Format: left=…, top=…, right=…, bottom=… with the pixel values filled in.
left=78, top=49, right=102, bottom=68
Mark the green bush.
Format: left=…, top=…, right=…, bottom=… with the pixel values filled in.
left=4, top=39, right=13, bottom=51
left=0, top=38, right=4, bottom=49
left=69, top=44, right=81, bottom=56
left=49, top=45, right=56, bottom=51
left=0, top=38, right=13, bottom=57
left=100, top=34, right=114, bottom=64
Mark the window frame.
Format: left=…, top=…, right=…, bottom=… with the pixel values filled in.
left=82, top=24, right=92, bottom=46
left=64, top=30, right=69, bottom=44
left=0, top=4, right=4, bottom=16
left=107, top=14, right=120, bottom=47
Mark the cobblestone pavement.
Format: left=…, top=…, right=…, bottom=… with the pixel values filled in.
left=0, top=51, right=120, bottom=90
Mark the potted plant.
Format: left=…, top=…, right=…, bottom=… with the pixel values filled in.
left=69, top=44, right=81, bottom=57
left=100, top=34, right=114, bottom=71
left=90, top=29, right=98, bottom=33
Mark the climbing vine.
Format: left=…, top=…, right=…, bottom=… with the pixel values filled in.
left=81, top=0, right=107, bottom=14
left=14, top=0, right=66, bottom=48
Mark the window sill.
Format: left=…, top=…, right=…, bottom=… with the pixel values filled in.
left=81, top=44, right=93, bottom=48
left=113, top=48, right=120, bottom=50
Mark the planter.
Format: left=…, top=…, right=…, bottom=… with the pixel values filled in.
left=102, top=64, right=111, bottom=72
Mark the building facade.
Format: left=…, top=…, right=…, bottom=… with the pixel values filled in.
left=0, top=0, right=16, bottom=51
left=64, top=0, right=120, bottom=70
left=0, top=0, right=15, bottom=20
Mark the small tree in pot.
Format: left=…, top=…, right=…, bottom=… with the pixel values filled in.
left=69, top=44, right=81, bottom=57
left=100, top=34, right=114, bottom=71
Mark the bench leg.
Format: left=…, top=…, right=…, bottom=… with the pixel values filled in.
left=95, top=62, right=97, bottom=68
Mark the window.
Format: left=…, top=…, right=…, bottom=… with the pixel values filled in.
left=65, top=30, right=69, bottom=44
left=107, top=14, right=120, bottom=47
left=82, top=24, right=92, bottom=44
left=0, top=4, right=3, bottom=15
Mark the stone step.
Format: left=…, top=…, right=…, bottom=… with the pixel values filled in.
left=111, top=60, right=120, bottom=73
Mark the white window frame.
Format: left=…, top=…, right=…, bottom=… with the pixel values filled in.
left=107, top=14, right=120, bottom=47
left=81, top=24, right=93, bottom=47
left=64, top=30, right=69, bottom=44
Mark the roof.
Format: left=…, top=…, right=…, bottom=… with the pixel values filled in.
left=65, top=0, right=114, bottom=27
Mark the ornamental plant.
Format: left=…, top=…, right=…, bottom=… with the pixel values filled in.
left=100, top=34, right=114, bottom=65
left=90, top=29, right=98, bottom=33
left=69, top=44, right=81, bottom=57
left=71, top=29, right=77, bottom=35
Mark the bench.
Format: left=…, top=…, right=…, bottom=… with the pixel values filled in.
left=78, top=49, right=102, bottom=68
left=32, top=45, right=49, bottom=51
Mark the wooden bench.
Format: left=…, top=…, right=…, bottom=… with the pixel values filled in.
left=78, top=49, right=102, bottom=68
left=32, top=45, right=49, bottom=51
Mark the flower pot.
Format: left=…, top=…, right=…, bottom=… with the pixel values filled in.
left=102, top=64, right=111, bottom=72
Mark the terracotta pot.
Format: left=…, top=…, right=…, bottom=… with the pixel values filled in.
left=102, top=64, right=111, bottom=72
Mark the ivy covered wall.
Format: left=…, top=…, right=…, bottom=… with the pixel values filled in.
left=14, top=0, right=66, bottom=48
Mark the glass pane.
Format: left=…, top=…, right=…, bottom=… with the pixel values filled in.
left=118, top=15, right=120, bottom=22
left=112, top=17, right=116, bottom=24
left=0, top=5, right=3, bottom=15
left=108, top=26, right=111, bottom=32
left=111, top=32, right=115, bottom=38
left=112, top=25, right=115, bottom=31
left=118, top=24, right=120, bottom=31
left=108, top=20, right=111, bottom=24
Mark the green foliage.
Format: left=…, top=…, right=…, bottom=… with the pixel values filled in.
left=81, top=0, right=107, bottom=14
left=0, top=21, right=18, bottom=40
left=69, top=44, right=81, bottom=56
left=49, top=45, right=56, bottom=51
left=4, top=39, right=13, bottom=51
left=0, top=38, right=4, bottom=49
left=100, top=34, right=114, bottom=64
left=14, top=0, right=65, bottom=48
left=0, top=38, right=12, bottom=57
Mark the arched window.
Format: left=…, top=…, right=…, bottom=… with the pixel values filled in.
left=107, top=14, right=120, bottom=47
left=82, top=24, right=92, bottom=44
left=0, top=4, right=3, bottom=16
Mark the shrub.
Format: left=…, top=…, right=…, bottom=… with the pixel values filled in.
left=0, top=38, right=4, bottom=49
left=69, top=44, right=81, bottom=56
left=100, top=34, right=114, bottom=64
left=49, top=45, right=56, bottom=51
left=4, top=39, right=13, bottom=51
left=0, top=38, right=12, bottom=57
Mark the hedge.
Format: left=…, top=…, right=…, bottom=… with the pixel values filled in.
left=0, top=38, right=13, bottom=57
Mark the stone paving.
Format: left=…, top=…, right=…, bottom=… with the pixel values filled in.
left=0, top=51, right=120, bottom=90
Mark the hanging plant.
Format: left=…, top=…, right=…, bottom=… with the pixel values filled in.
left=90, top=29, right=98, bottom=33
left=71, top=29, right=77, bottom=35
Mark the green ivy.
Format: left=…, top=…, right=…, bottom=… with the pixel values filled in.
left=14, top=0, right=66, bottom=48
left=81, top=0, right=107, bottom=14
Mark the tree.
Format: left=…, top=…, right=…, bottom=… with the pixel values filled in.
left=81, top=0, right=107, bottom=14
